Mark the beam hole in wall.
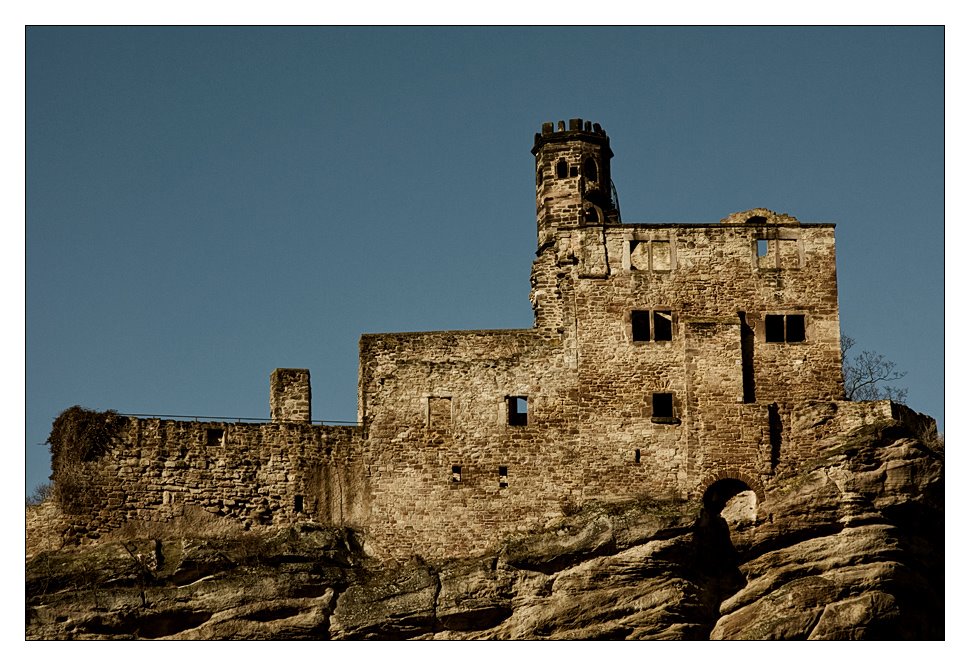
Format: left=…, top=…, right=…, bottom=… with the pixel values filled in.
left=507, top=396, right=528, bottom=426
left=499, top=466, right=509, bottom=488
left=206, top=428, right=224, bottom=446
left=451, top=465, right=462, bottom=483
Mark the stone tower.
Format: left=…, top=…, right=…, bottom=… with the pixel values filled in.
left=532, top=118, right=619, bottom=251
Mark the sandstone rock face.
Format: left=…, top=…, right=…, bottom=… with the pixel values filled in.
left=26, top=419, right=942, bottom=640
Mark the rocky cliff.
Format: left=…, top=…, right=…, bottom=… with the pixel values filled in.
left=26, top=417, right=943, bottom=640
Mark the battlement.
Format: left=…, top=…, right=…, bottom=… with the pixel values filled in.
left=532, top=117, right=611, bottom=155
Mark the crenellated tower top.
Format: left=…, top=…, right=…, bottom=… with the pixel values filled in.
left=532, top=119, right=620, bottom=251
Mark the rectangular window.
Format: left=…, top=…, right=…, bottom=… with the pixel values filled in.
left=206, top=428, right=224, bottom=446
left=651, top=393, right=679, bottom=424
left=507, top=396, right=528, bottom=426
left=756, top=239, right=770, bottom=257
left=634, top=449, right=641, bottom=464
left=632, top=310, right=651, bottom=341
left=294, top=495, right=304, bottom=514
left=653, top=311, right=672, bottom=341
left=633, top=310, right=673, bottom=342
left=652, top=392, right=673, bottom=418
left=451, top=465, right=462, bottom=483
left=629, top=240, right=672, bottom=271
left=766, top=314, right=806, bottom=343
left=498, top=466, right=509, bottom=489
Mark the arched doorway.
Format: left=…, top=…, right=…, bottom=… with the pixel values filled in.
left=703, top=478, right=758, bottom=529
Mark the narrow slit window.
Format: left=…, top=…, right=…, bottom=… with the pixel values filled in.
left=634, top=449, right=641, bottom=464
left=508, top=396, right=528, bottom=426
left=294, top=495, right=304, bottom=513
left=206, top=428, right=224, bottom=446
left=653, top=311, right=673, bottom=341
left=498, top=466, right=509, bottom=489
left=451, top=465, right=462, bottom=483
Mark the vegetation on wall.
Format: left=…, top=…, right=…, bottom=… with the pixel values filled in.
left=841, top=335, right=908, bottom=402
left=46, top=406, right=127, bottom=513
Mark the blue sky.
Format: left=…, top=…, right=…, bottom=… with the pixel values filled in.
left=25, top=26, right=943, bottom=495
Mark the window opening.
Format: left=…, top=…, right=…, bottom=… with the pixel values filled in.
left=556, top=158, right=568, bottom=179
left=498, top=466, right=509, bottom=489
left=740, top=312, right=756, bottom=403
left=629, top=240, right=648, bottom=270
left=507, top=396, right=528, bottom=426
left=569, top=165, right=578, bottom=177
left=632, top=311, right=651, bottom=341
left=756, top=239, right=769, bottom=257
left=651, top=241, right=671, bottom=270
left=765, top=314, right=785, bottom=343
left=652, top=393, right=673, bottom=418
left=294, top=495, right=304, bottom=513
left=766, top=314, right=805, bottom=343
left=536, top=167, right=543, bottom=186
left=451, top=465, right=462, bottom=483
left=206, top=428, right=224, bottom=446
left=634, top=449, right=641, bottom=464
left=583, top=157, right=598, bottom=182
left=653, top=311, right=673, bottom=341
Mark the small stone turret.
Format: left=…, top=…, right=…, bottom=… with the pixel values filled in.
left=270, top=368, right=311, bottom=422
left=532, top=118, right=619, bottom=250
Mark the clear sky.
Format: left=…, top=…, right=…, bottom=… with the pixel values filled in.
left=25, top=26, right=943, bottom=496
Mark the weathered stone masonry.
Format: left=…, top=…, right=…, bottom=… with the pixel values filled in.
left=53, top=119, right=935, bottom=561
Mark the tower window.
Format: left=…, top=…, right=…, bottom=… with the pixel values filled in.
left=206, top=428, right=224, bottom=446
left=451, top=465, right=462, bottom=483
left=556, top=158, right=568, bottom=179
left=584, top=157, right=598, bottom=182
left=651, top=393, right=679, bottom=424
left=536, top=167, right=543, bottom=187
left=294, top=494, right=304, bottom=513
left=507, top=396, right=528, bottom=426
left=632, top=310, right=673, bottom=342
left=632, top=311, right=651, bottom=341
left=498, top=466, right=509, bottom=489
left=765, top=314, right=805, bottom=343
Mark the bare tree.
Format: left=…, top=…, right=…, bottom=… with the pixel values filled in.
left=841, top=335, right=908, bottom=402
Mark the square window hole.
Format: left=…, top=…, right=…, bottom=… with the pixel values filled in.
left=206, top=428, right=224, bottom=446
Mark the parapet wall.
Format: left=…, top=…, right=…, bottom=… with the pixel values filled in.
left=56, top=418, right=367, bottom=540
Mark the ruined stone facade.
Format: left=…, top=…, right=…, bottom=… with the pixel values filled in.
left=51, top=120, right=931, bottom=561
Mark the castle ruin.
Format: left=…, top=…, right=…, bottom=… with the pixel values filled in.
left=49, top=120, right=933, bottom=561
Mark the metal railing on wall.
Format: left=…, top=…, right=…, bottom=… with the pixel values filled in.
left=117, top=412, right=362, bottom=426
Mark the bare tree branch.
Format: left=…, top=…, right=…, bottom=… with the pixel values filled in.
left=841, top=334, right=908, bottom=402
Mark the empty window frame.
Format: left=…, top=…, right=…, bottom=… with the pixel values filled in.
left=498, top=466, right=509, bottom=489
left=206, top=428, right=225, bottom=446
left=651, top=393, right=679, bottom=424
left=451, top=465, right=462, bottom=483
left=629, top=240, right=672, bottom=271
left=556, top=158, right=568, bottom=179
left=583, top=157, right=598, bottom=182
left=632, top=310, right=673, bottom=342
left=765, top=314, right=806, bottom=343
left=507, top=396, right=528, bottom=426
left=756, top=237, right=800, bottom=269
